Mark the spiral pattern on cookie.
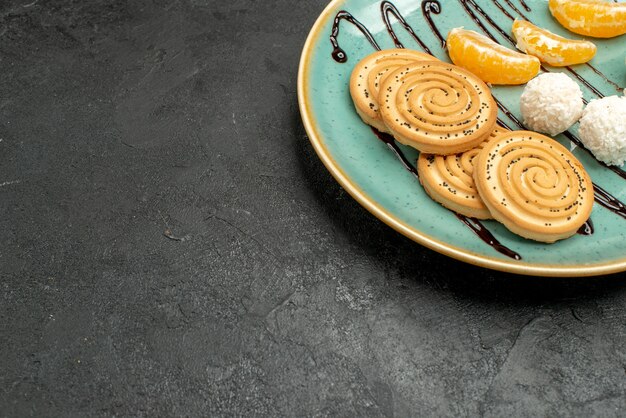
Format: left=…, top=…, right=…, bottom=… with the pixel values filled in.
left=418, top=127, right=507, bottom=219
left=349, top=49, right=437, bottom=132
left=474, top=131, right=594, bottom=242
left=379, top=61, right=497, bottom=154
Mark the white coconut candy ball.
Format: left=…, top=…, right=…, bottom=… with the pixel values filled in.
left=578, top=94, right=626, bottom=167
left=519, top=73, right=584, bottom=136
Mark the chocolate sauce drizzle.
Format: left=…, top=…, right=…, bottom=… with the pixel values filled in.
left=593, top=184, right=626, bottom=220
left=577, top=218, right=594, bottom=235
left=493, top=0, right=520, bottom=20
left=497, top=119, right=513, bottom=131
left=455, top=215, right=522, bottom=259
left=381, top=1, right=434, bottom=55
left=421, top=1, right=445, bottom=47
left=330, top=11, right=380, bottom=63
left=370, top=128, right=420, bottom=179
left=489, top=0, right=623, bottom=92
left=370, top=128, right=522, bottom=259
left=462, top=0, right=515, bottom=45
left=514, top=0, right=532, bottom=12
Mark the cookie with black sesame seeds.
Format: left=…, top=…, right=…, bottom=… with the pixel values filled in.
left=473, top=130, right=594, bottom=243
left=378, top=60, right=497, bottom=154
left=417, top=127, right=507, bottom=219
left=349, top=49, right=438, bottom=133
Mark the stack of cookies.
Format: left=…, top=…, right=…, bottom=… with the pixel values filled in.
left=350, top=49, right=594, bottom=243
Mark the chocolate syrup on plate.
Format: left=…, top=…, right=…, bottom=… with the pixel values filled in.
left=455, top=215, right=522, bottom=260
left=381, top=1, right=434, bottom=54
left=421, top=1, right=445, bottom=47
left=370, top=128, right=420, bottom=179
left=330, top=11, right=380, bottom=63
left=577, top=219, right=594, bottom=236
left=593, top=184, right=626, bottom=220
left=514, top=0, right=532, bottom=12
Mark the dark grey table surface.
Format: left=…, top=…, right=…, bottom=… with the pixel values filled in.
left=1, top=0, right=625, bottom=416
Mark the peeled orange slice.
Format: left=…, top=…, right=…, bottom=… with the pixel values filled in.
left=512, top=19, right=596, bottom=66
left=446, top=28, right=540, bottom=85
left=549, top=0, right=626, bottom=38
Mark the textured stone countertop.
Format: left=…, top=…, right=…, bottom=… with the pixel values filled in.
left=1, top=0, right=625, bottom=416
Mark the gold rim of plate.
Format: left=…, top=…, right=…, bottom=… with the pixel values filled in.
left=296, top=0, right=626, bottom=277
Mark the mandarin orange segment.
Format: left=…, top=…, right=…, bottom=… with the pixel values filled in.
left=512, top=19, right=597, bottom=66
left=549, top=0, right=626, bottom=38
left=446, top=28, right=540, bottom=85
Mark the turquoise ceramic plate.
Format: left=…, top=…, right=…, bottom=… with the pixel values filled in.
left=298, top=0, right=626, bottom=276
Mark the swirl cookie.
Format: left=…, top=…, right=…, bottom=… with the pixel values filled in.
left=349, top=49, right=437, bottom=132
left=417, top=127, right=507, bottom=219
left=379, top=61, right=497, bottom=154
left=473, top=130, right=594, bottom=243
